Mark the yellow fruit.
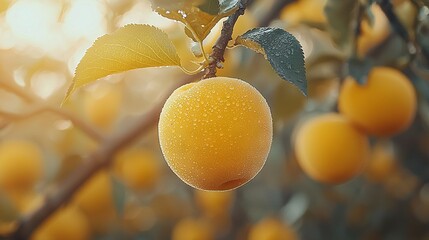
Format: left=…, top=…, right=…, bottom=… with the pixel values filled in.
left=281, top=0, right=326, bottom=26
left=357, top=4, right=391, bottom=57
left=172, top=218, right=214, bottom=240
left=73, top=170, right=114, bottom=217
left=158, top=77, right=272, bottom=191
left=0, top=140, right=43, bottom=191
left=338, top=67, right=416, bottom=137
left=294, top=113, right=369, bottom=184
left=365, top=141, right=397, bottom=182
left=83, top=83, right=122, bottom=130
left=8, top=191, right=44, bottom=215
left=248, top=218, right=298, bottom=240
left=195, top=190, right=235, bottom=218
left=32, top=206, right=90, bottom=240
left=114, top=148, right=161, bottom=190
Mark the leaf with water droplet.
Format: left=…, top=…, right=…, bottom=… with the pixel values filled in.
left=235, top=27, right=307, bottom=95
left=151, top=0, right=240, bottom=41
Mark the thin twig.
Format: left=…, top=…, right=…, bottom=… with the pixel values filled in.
left=0, top=80, right=104, bottom=141
left=259, top=0, right=296, bottom=27
left=377, top=0, right=410, bottom=43
left=203, top=0, right=250, bottom=79
left=0, top=106, right=104, bottom=142
left=5, top=73, right=200, bottom=240
left=0, top=81, right=38, bottom=103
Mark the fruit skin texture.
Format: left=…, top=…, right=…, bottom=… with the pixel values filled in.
left=158, top=77, right=272, bottom=191
left=294, top=114, right=369, bottom=184
left=338, top=67, right=416, bottom=137
left=0, top=140, right=43, bottom=191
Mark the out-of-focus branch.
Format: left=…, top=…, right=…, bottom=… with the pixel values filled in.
left=0, top=80, right=38, bottom=103
left=0, top=106, right=104, bottom=142
left=377, top=0, right=412, bottom=45
left=203, top=0, right=250, bottom=79
left=259, top=0, right=296, bottom=27
left=0, top=80, right=104, bottom=142
left=4, top=73, right=201, bottom=240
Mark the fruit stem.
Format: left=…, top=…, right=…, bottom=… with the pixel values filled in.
left=203, top=0, right=250, bottom=79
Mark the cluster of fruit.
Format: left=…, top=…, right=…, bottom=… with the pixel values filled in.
left=294, top=67, right=417, bottom=184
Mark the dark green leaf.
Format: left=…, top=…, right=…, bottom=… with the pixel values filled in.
left=198, top=0, right=220, bottom=15
left=324, top=0, right=359, bottom=55
left=346, top=57, right=373, bottom=85
left=235, top=27, right=307, bottom=95
left=110, top=176, right=127, bottom=217
left=219, top=0, right=240, bottom=13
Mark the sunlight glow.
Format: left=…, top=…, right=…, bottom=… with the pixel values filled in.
left=6, top=0, right=62, bottom=48
left=30, top=71, right=66, bottom=99
left=62, top=0, right=107, bottom=41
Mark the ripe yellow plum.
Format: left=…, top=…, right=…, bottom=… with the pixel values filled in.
left=338, top=67, right=416, bottom=137
left=73, top=170, right=114, bottom=216
left=248, top=218, right=298, bottom=240
left=32, top=206, right=90, bottom=240
left=114, top=148, right=161, bottom=191
left=158, top=77, right=272, bottom=191
left=83, top=83, right=122, bottom=130
left=172, top=218, right=214, bottom=240
left=0, top=140, right=43, bottom=192
left=195, top=190, right=235, bottom=218
left=294, top=113, right=370, bottom=184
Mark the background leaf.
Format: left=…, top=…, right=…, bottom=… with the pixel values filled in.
left=198, top=0, right=220, bottom=15
left=324, top=0, right=359, bottom=55
left=346, top=57, right=373, bottom=85
left=235, top=27, right=307, bottom=95
left=64, top=24, right=181, bottom=102
left=110, top=176, right=127, bottom=217
left=152, top=0, right=239, bottom=41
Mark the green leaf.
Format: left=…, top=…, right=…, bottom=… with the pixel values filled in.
left=63, top=24, right=181, bottom=103
left=198, top=0, right=220, bottom=15
left=110, top=176, right=127, bottom=217
left=235, top=27, right=307, bottom=95
left=324, top=0, right=359, bottom=55
left=152, top=0, right=239, bottom=41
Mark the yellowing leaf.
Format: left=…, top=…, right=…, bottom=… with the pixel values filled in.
left=64, top=24, right=181, bottom=103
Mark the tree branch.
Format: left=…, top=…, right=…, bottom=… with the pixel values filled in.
left=377, top=0, right=410, bottom=43
left=4, top=73, right=200, bottom=240
left=203, top=0, right=250, bottom=79
left=0, top=106, right=104, bottom=142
